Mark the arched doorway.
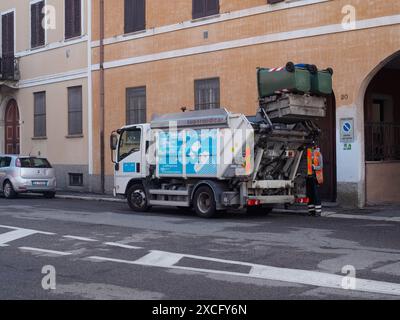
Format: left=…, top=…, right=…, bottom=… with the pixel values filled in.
left=364, top=52, right=400, bottom=204
left=315, top=93, right=337, bottom=202
left=4, top=99, right=20, bottom=155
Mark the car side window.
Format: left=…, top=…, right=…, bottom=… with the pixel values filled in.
left=0, top=157, right=11, bottom=168
left=4, top=157, right=11, bottom=167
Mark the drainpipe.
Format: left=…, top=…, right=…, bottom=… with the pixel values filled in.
left=99, top=0, right=105, bottom=194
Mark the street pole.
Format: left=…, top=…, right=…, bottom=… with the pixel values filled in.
left=99, top=0, right=105, bottom=194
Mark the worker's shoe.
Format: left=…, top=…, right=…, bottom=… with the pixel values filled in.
left=308, top=205, right=316, bottom=216
left=315, top=205, right=322, bottom=217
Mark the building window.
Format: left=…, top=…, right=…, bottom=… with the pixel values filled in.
left=65, top=0, right=82, bottom=39
left=68, top=86, right=83, bottom=135
left=124, top=0, right=146, bottom=34
left=126, top=87, right=146, bottom=125
left=69, top=173, right=83, bottom=187
left=34, top=91, right=46, bottom=137
left=194, top=78, right=220, bottom=110
left=31, top=0, right=45, bottom=48
left=192, top=0, right=219, bottom=19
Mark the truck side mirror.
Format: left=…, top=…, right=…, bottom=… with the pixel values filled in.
left=110, top=133, right=118, bottom=151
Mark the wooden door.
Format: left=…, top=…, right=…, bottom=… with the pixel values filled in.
left=5, top=100, right=20, bottom=155
left=315, top=94, right=337, bottom=202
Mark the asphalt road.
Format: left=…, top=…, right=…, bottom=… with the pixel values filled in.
left=1, top=195, right=400, bottom=300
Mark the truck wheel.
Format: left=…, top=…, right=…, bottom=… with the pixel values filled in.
left=193, top=186, right=217, bottom=218
left=127, top=184, right=150, bottom=212
left=3, top=181, right=17, bottom=199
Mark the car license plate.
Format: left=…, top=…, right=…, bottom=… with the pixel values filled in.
left=32, top=181, right=47, bottom=186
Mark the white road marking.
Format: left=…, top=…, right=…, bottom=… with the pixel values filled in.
left=104, top=242, right=143, bottom=250
left=274, top=209, right=400, bottom=224
left=324, top=213, right=400, bottom=223
left=19, top=247, right=72, bottom=256
left=0, top=225, right=54, bottom=235
left=134, top=251, right=184, bottom=267
left=63, top=235, right=98, bottom=242
left=0, top=228, right=54, bottom=246
left=88, top=250, right=400, bottom=297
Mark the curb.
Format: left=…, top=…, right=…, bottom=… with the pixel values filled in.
left=54, top=195, right=400, bottom=223
left=55, top=194, right=125, bottom=203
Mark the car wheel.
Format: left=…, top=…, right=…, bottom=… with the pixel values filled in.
left=193, top=186, right=217, bottom=218
left=127, top=184, right=150, bottom=212
left=3, top=181, right=17, bottom=199
left=44, top=192, right=56, bottom=199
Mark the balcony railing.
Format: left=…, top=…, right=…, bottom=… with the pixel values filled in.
left=365, top=122, right=400, bottom=161
left=0, top=56, right=20, bottom=81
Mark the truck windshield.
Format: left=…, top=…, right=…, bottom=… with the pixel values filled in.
left=118, top=129, right=141, bottom=161
left=18, top=158, right=52, bottom=168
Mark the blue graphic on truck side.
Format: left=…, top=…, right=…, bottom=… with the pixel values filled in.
left=157, top=129, right=218, bottom=176
left=185, top=129, right=217, bottom=175
left=158, top=131, right=184, bottom=175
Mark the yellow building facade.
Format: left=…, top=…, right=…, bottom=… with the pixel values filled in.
left=0, top=0, right=91, bottom=191
left=1, top=0, right=400, bottom=206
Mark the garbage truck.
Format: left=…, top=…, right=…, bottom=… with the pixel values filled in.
left=110, top=62, right=333, bottom=218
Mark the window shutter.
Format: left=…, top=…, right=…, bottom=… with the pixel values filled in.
left=38, top=1, right=45, bottom=46
left=194, top=78, right=220, bottom=110
left=68, top=86, right=83, bottom=135
left=65, top=0, right=72, bottom=38
left=2, top=12, right=14, bottom=56
left=31, top=1, right=45, bottom=48
left=65, top=0, right=81, bottom=39
left=134, top=0, right=145, bottom=31
left=73, top=0, right=82, bottom=36
left=125, top=0, right=145, bottom=33
left=126, top=87, right=146, bottom=125
left=34, top=92, right=46, bottom=137
left=205, top=0, right=219, bottom=16
left=193, top=0, right=205, bottom=19
left=31, top=3, right=37, bottom=47
left=124, top=0, right=133, bottom=33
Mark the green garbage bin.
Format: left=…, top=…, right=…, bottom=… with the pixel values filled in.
left=310, top=69, right=333, bottom=95
left=257, top=67, right=311, bottom=98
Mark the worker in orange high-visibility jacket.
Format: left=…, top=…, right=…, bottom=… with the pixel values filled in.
left=306, top=146, right=324, bottom=217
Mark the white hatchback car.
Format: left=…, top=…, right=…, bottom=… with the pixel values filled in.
left=0, top=155, right=57, bottom=199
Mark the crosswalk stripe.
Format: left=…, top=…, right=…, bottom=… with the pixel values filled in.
left=19, top=247, right=72, bottom=256
left=0, top=229, right=48, bottom=246
left=0, top=225, right=54, bottom=235
left=104, top=242, right=143, bottom=250
left=134, top=251, right=184, bottom=267
left=88, top=251, right=400, bottom=297
left=63, top=235, right=98, bottom=242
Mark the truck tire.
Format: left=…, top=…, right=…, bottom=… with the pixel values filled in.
left=3, top=181, right=17, bottom=199
left=127, top=184, right=150, bottom=212
left=193, top=186, right=217, bottom=218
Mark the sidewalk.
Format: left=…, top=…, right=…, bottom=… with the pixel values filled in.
left=56, top=191, right=125, bottom=203
left=55, top=191, right=400, bottom=223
